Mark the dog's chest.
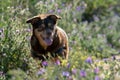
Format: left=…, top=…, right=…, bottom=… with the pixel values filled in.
left=31, top=36, right=61, bottom=53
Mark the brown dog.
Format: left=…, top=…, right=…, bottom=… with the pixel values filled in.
left=26, top=14, right=69, bottom=62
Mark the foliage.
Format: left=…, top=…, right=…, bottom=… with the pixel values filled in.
left=0, top=0, right=120, bottom=80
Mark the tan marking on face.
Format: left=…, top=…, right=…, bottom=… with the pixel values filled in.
left=48, top=23, right=52, bottom=26
left=34, top=29, right=48, bottom=50
left=38, top=14, right=48, bottom=19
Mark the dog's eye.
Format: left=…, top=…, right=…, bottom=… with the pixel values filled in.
left=37, top=24, right=45, bottom=32
left=48, top=23, right=54, bottom=29
left=48, top=23, right=52, bottom=26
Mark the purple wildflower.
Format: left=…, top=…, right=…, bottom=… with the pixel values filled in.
left=94, top=67, right=99, bottom=74
left=76, top=6, right=81, bottom=11
left=48, top=10, right=54, bottom=13
left=93, top=15, right=99, bottom=22
left=85, top=56, right=92, bottom=64
left=37, top=68, right=46, bottom=75
left=94, top=76, right=100, bottom=80
left=57, top=9, right=61, bottom=13
left=42, top=61, right=48, bottom=67
left=55, top=60, right=60, bottom=65
left=108, top=25, right=113, bottom=29
left=80, top=70, right=86, bottom=77
left=72, top=68, right=77, bottom=75
left=61, top=3, right=65, bottom=7
left=62, top=71, right=70, bottom=77
left=67, top=63, right=70, bottom=68
left=103, top=58, right=108, bottom=62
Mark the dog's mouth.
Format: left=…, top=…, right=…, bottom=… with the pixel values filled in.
left=42, top=36, right=53, bottom=46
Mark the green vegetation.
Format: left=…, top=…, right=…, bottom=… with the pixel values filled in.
left=0, top=0, right=120, bottom=80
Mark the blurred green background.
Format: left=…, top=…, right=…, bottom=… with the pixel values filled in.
left=0, top=0, right=120, bottom=80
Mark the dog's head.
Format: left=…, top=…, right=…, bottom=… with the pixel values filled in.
left=26, top=14, right=61, bottom=49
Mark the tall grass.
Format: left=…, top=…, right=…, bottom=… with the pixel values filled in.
left=0, top=0, right=120, bottom=80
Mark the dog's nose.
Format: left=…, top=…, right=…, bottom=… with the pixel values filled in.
left=46, top=29, right=52, bottom=35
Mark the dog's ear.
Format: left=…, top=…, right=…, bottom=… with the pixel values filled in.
left=49, top=14, right=61, bottom=19
left=26, top=16, right=40, bottom=24
left=48, top=14, right=61, bottom=24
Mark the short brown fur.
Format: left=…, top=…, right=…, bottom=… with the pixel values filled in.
left=26, top=14, right=69, bottom=62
